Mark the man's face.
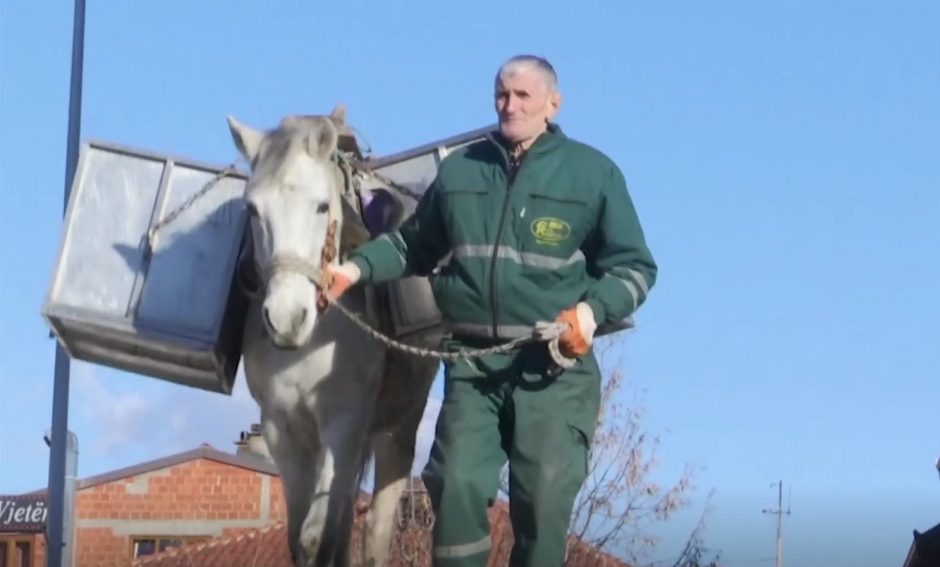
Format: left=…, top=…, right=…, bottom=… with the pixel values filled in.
left=494, top=67, right=560, bottom=146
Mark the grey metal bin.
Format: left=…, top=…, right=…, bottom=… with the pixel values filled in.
left=41, top=141, right=250, bottom=394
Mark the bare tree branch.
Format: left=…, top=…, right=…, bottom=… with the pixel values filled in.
left=563, top=335, right=716, bottom=566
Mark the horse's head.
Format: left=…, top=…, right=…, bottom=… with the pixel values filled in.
left=227, top=107, right=349, bottom=349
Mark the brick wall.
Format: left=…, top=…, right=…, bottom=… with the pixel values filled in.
left=35, top=533, right=46, bottom=566
left=73, top=457, right=284, bottom=566
left=268, top=472, right=287, bottom=521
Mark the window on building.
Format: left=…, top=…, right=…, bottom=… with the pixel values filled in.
left=0, top=537, right=34, bottom=567
left=15, top=543, right=30, bottom=567
left=131, top=536, right=208, bottom=558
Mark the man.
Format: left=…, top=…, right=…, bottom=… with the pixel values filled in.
left=326, top=55, right=657, bottom=566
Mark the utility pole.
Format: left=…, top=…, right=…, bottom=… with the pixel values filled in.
left=762, top=480, right=791, bottom=567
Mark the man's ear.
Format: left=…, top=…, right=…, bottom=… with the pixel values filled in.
left=547, top=91, right=562, bottom=121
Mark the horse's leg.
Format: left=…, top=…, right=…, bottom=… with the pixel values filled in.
left=364, top=427, right=417, bottom=566
left=365, top=354, right=440, bottom=567
left=331, top=440, right=373, bottom=567
left=301, top=409, right=370, bottom=566
left=261, top=411, right=320, bottom=567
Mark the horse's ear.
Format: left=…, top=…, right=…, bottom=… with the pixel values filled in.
left=305, top=120, right=338, bottom=160
left=227, top=115, right=264, bottom=162
left=329, top=104, right=347, bottom=126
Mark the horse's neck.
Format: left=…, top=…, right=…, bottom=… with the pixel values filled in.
left=332, top=185, right=373, bottom=257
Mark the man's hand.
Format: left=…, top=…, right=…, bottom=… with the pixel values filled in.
left=317, top=262, right=361, bottom=310
left=555, top=302, right=598, bottom=358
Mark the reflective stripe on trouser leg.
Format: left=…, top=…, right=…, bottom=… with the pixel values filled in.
left=433, top=535, right=491, bottom=559
left=422, top=347, right=515, bottom=567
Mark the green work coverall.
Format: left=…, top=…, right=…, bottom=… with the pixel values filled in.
left=348, top=124, right=657, bottom=565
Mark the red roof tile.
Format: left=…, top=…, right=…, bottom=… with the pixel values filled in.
left=134, top=522, right=292, bottom=567
left=135, top=491, right=630, bottom=567
left=485, top=500, right=631, bottom=567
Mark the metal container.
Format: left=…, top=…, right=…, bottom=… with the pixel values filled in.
left=42, top=141, right=250, bottom=394
left=361, top=125, right=495, bottom=347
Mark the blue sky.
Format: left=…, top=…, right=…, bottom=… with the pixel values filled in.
left=1, top=1, right=938, bottom=565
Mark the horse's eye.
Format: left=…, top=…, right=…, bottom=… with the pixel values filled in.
left=316, top=202, right=329, bottom=214
left=245, top=201, right=259, bottom=217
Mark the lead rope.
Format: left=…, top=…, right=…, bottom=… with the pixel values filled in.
left=317, top=291, right=576, bottom=368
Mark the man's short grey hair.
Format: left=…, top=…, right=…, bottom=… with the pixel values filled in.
left=496, top=55, right=558, bottom=92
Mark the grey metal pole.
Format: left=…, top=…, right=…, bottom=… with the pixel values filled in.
left=46, top=0, right=85, bottom=565
left=64, top=431, right=79, bottom=567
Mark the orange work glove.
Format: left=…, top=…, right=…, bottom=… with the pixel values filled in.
left=317, top=262, right=361, bottom=311
left=555, top=302, right=598, bottom=358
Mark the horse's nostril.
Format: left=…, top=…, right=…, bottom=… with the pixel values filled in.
left=295, top=307, right=309, bottom=329
left=263, top=306, right=274, bottom=330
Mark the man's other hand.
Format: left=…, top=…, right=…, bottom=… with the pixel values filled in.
left=317, top=262, right=361, bottom=310
left=555, top=302, right=598, bottom=358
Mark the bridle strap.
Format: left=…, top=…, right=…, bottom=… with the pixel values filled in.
left=260, top=253, right=323, bottom=287
left=259, top=217, right=338, bottom=285
left=241, top=156, right=347, bottom=309
left=316, top=218, right=338, bottom=310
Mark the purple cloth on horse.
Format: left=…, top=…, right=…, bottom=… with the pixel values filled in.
left=359, top=189, right=398, bottom=237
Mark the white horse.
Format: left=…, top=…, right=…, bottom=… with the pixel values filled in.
left=227, top=107, right=439, bottom=566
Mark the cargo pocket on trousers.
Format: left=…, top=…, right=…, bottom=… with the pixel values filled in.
left=568, top=422, right=593, bottom=479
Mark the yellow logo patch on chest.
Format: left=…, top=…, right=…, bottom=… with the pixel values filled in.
left=530, top=217, right=571, bottom=245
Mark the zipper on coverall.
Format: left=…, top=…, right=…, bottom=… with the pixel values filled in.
left=489, top=150, right=523, bottom=339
